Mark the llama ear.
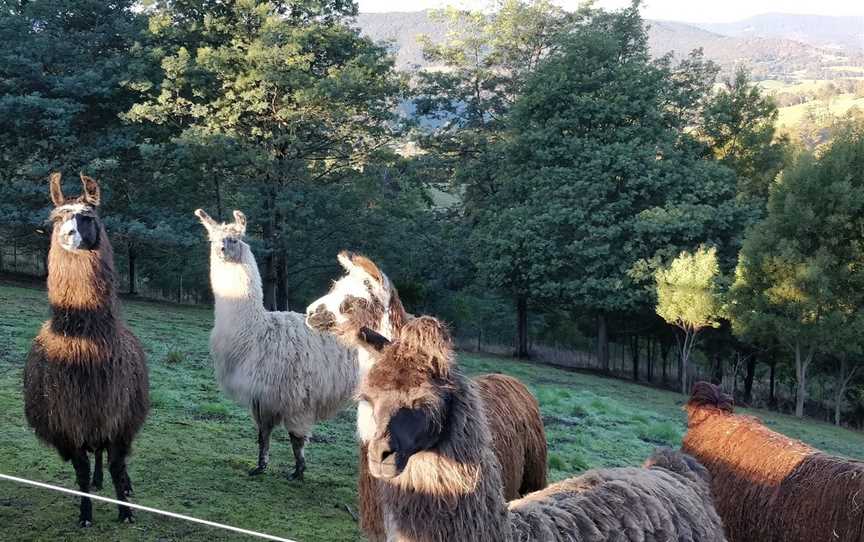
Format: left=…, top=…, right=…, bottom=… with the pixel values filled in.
left=195, top=209, right=217, bottom=231
left=80, top=173, right=100, bottom=206
left=338, top=250, right=356, bottom=273
left=338, top=250, right=383, bottom=283
left=49, top=172, right=65, bottom=206
left=358, top=326, right=391, bottom=352
left=233, top=210, right=247, bottom=233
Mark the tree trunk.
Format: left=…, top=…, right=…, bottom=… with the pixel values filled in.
left=597, top=312, right=609, bottom=372
left=661, top=340, right=671, bottom=384
left=275, top=250, right=289, bottom=311
left=834, top=356, right=857, bottom=426
left=794, top=341, right=814, bottom=418
left=769, top=357, right=777, bottom=407
left=743, top=355, right=756, bottom=404
left=712, top=354, right=723, bottom=385
left=646, top=339, right=654, bottom=383
left=630, top=334, right=640, bottom=382
left=128, top=243, right=137, bottom=295
left=262, top=198, right=277, bottom=311
left=515, top=296, right=529, bottom=359
left=41, top=244, right=49, bottom=278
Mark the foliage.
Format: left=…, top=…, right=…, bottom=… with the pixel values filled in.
left=467, top=4, right=745, bottom=364
left=730, top=118, right=864, bottom=416
left=699, top=67, right=789, bottom=203
left=655, top=246, right=722, bottom=392
left=0, top=0, right=147, bottom=268
left=125, top=0, right=408, bottom=308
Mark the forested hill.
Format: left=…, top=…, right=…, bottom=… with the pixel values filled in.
left=694, top=13, right=864, bottom=54
left=354, top=11, right=863, bottom=79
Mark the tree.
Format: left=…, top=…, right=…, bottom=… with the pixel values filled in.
left=655, top=246, right=722, bottom=393
left=700, top=67, right=788, bottom=204
left=730, top=118, right=864, bottom=417
left=414, top=0, right=580, bottom=357
left=469, top=3, right=744, bottom=366
left=0, top=0, right=146, bottom=273
left=126, top=0, right=405, bottom=309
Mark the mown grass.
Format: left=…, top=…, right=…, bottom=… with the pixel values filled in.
left=1, top=281, right=863, bottom=541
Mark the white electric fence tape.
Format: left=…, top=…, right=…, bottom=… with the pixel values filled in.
left=0, top=472, right=299, bottom=542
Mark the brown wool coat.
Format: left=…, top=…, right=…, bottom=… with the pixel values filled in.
left=683, top=382, right=864, bottom=542
left=367, top=319, right=727, bottom=542
left=24, top=223, right=149, bottom=461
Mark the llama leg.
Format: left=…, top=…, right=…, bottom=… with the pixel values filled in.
left=107, top=442, right=134, bottom=523
left=249, top=402, right=278, bottom=476
left=92, top=448, right=103, bottom=491
left=70, top=449, right=93, bottom=527
left=288, top=433, right=306, bottom=481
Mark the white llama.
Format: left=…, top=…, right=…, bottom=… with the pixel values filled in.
left=195, top=209, right=357, bottom=480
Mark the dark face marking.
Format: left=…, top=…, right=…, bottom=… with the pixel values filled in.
left=219, top=236, right=243, bottom=263
left=73, top=214, right=100, bottom=250
left=52, top=208, right=101, bottom=251
left=358, top=326, right=390, bottom=351
left=307, top=303, right=336, bottom=331
left=367, top=392, right=452, bottom=479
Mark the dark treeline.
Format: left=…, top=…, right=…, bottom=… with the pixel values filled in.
left=1, top=0, right=862, bottom=426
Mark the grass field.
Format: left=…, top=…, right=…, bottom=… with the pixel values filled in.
left=2, top=281, right=863, bottom=541
left=777, top=92, right=864, bottom=127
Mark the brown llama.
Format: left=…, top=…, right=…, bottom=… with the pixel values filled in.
left=683, top=381, right=864, bottom=542
left=24, top=173, right=149, bottom=526
left=306, top=252, right=547, bottom=540
left=355, top=318, right=727, bottom=542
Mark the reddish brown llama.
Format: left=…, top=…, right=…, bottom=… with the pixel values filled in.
left=306, top=251, right=547, bottom=540
left=683, top=381, right=864, bottom=542
left=24, top=173, right=149, bottom=526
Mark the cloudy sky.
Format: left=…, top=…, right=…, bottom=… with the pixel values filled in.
left=356, top=0, right=864, bottom=23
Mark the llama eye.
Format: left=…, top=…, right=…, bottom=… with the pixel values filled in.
left=364, top=279, right=372, bottom=289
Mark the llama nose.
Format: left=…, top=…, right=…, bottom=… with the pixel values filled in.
left=379, top=446, right=393, bottom=463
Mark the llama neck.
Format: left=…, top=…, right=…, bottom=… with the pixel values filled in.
left=209, top=245, right=266, bottom=323
left=46, top=232, right=118, bottom=329
left=379, top=376, right=511, bottom=541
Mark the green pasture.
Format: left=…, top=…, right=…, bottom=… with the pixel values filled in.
left=1, top=281, right=862, bottom=541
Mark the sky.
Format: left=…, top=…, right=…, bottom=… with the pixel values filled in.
left=356, top=0, right=864, bottom=23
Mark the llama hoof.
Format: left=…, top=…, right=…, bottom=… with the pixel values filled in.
left=287, top=469, right=304, bottom=482
left=78, top=519, right=92, bottom=528
left=248, top=465, right=268, bottom=476
left=119, top=514, right=136, bottom=524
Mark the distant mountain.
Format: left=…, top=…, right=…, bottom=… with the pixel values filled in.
left=694, top=13, right=864, bottom=54
left=354, top=12, right=448, bottom=70
left=353, top=11, right=862, bottom=80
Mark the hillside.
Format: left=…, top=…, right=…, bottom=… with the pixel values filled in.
left=2, top=280, right=864, bottom=540
left=695, top=13, right=864, bottom=54
left=353, top=11, right=862, bottom=80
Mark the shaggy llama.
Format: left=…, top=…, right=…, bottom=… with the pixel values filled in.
left=683, top=381, right=864, bottom=542
left=195, top=209, right=357, bottom=479
left=356, top=318, right=727, bottom=542
left=305, top=252, right=547, bottom=539
left=24, top=173, right=149, bottom=526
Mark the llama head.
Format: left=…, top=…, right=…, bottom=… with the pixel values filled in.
left=305, top=251, right=405, bottom=344
left=48, top=172, right=103, bottom=252
left=194, top=208, right=248, bottom=263
left=685, top=381, right=734, bottom=426
left=357, top=317, right=456, bottom=480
